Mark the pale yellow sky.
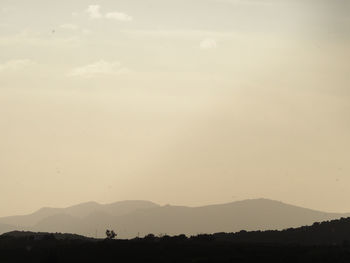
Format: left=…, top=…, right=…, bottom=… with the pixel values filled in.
left=0, top=0, right=349, bottom=217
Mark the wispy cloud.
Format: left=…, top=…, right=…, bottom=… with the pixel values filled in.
left=68, top=60, right=130, bottom=77
left=200, top=39, right=218, bottom=49
left=86, top=5, right=132, bottom=22
left=122, top=29, right=237, bottom=39
left=86, top=5, right=102, bottom=19
left=0, top=31, right=81, bottom=47
left=0, top=59, right=34, bottom=72
left=105, top=12, right=133, bottom=21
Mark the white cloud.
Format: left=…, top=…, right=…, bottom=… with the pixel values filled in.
left=86, top=5, right=102, bottom=19
left=86, top=5, right=132, bottom=22
left=200, top=38, right=218, bottom=49
left=60, top=24, right=79, bottom=30
left=69, top=60, right=130, bottom=77
left=105, top=12, right=133, bottom=21
left=0, top=59, right=34, bottom=72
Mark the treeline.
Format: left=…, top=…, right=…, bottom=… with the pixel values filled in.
left=210, top=217, right=350, bottom=245
left=137, top=217, right=350, bottom=245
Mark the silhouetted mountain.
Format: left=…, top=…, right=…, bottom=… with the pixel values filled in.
left=1, top=199, right=349, bottom=238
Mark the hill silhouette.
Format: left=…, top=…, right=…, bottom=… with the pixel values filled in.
left=2, top=217, right=350, bottom=262
left=210, top=217, right=350, bottom=245
left=0, top=199, right=349, bottom=238
left=1, top=231, right=93, bottom=241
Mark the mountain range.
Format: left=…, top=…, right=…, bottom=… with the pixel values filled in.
left=1, top=199, right=349, bottom=239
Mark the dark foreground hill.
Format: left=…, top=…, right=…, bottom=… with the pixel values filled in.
left=1, top=199, right=349, bottom=238
left=2, top=217, right=350, bottom=263
left=1, top=231, right=93, bottom=241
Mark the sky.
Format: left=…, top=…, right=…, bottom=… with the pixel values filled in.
left=0, top=0, right=349, bottom=217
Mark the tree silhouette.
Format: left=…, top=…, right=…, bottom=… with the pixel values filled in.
left=105, top=229, right=117, bottom=239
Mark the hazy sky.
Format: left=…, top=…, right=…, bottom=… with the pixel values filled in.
left=1, top=0, right=349, bottom=217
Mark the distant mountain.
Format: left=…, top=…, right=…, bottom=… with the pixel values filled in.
left=0, top=199, right=349, bottom=239
left=109, top=199, right=350, bottom=238
left=0, top=200, right=159, bottom=228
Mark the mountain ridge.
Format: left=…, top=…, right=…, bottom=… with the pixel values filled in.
left=1, top=199, right=349, bottom=238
